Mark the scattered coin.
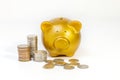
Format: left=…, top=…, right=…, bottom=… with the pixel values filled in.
left=69, top=62, right=80, bottom=66
left=77, top=64, right=89, bottom=69
left=43, top=63, right=55, bottom=69
left=64, top=64, right=75, bottom=70
left=69, top=59, right=79, bottom=63
left=53, top=59, right=64, bottom=63
left=55, top=61, right=66, bottom=66
left=45, top=60, right=54, bottom=63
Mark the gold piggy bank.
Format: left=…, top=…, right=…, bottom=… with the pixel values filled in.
left=41, top=17, right=82, bottom=57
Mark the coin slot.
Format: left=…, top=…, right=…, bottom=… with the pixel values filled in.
left=56, top=30, right=59, bottom=32
left=64, top=31, right=67, bottom=33
left=60, top=18, right=63, bottom=20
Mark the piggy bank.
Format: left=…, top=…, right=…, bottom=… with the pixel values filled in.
left=41, top=17, right=82, bottom=57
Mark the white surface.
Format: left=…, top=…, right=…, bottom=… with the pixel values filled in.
left=0, top=0, right=120, bottom=80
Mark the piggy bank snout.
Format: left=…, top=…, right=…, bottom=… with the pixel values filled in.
left=53, top=37, right=70, bottom=50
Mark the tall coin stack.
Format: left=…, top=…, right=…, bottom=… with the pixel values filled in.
left=27, top=34, right=38, bottom=58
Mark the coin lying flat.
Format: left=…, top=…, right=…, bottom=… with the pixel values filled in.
left=77, top=64, right=89, bottom=69
left=55, top=61, right=66, bottom=66
left=43, top=63, right=55, bottom=69
left=53, top=59, right=64, bottom=62
left=69, top=59, right=79, bottom=63
left=64, top=64, right=74, bottom=70
left=45, top=60, right=54, bottom=63
left=69, top=62, right=80, bottom=66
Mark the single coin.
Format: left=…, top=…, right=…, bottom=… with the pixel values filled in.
left=77, top=64, right=89, bottom=69
left=55, top=61, right=66, bottom=66
left=53, top=59, right=64, bottom=62
left=43, top=63, right=55, bottom=69
left=64, top=64, right=74, bottom=70
left=69, top=62, right=80, bottom=66
left=45, top=60, right=54, bottom=63
left=69, top=59, right=79, bottom=63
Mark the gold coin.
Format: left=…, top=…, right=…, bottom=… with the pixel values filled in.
left=77, top=64, right=89, bottom=69
left=69, top=62, right=80, bottom=66
left=55, top=61, right=66, bottom=66
left=53, top=59, right=64, bottom=62
left=45, top=60, right=54, bottom=63
left=69, top=59, right=79, bottom=63
left=43, top=63, right=55, bottom=69
left=64, top=64, right=74, bottom=70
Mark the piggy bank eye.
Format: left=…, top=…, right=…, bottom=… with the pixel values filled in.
left=64, top=31, right=67, bottom=33
left=56, top=30, right=59, bottom=32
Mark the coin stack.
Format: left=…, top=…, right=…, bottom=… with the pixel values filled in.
left=33, top=50, right=47, bottom=62
left=27, top=34, right=38, bottom=58
left=17, top=44, right=31, bottom=61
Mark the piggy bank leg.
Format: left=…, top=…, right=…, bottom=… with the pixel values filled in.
left=49, top=52, right=58, bottom=57
left=66, top=52, right=74, bottom=57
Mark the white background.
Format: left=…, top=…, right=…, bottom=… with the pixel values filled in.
left=0, top=0, right=120, bottom=80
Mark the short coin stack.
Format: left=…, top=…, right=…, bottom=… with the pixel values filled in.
left=17, top=44, right=31, bottom=61
left=33, top=50, right=47, bottom=62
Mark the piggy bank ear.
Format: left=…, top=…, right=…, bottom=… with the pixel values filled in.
left=69, top=21, right=82, bottom=33
left=41, top=21, right=52, bottom=32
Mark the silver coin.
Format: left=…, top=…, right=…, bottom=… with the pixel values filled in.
left=27, top=34, right=38, bottom=57
left=33, top=50, right=47, bottom=62
left=77, top=64, right=89, bottom=69
left=27, top=34, right=37, bottom=40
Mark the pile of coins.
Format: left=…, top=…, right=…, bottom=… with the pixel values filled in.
left=43, top=58, right=89, bottom=70
left=17, top=34, right=47, bottom=62
left=17, top=34, right=89, bottom=70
